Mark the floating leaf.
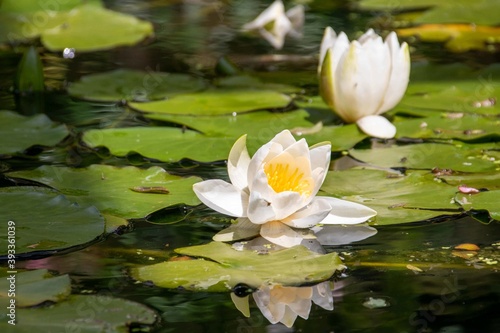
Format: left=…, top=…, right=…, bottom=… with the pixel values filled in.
left=320, top=169, right=460, bottom=225
left=67, top=69, right=206, bottom=102
left=0, top=187, right=104, bottom=257
left=132, top=242, right=344, bottom=292
left=0, top=270, right=71, bottom=307
left=129, top=90, right=292, bottom=115
left=349, top=143, right=499, bottom=173
left=0, top=294, right=157, bottom=332
left=455, top=191, right=500, bottom=221
left=0, top=111, right=68, bottom=155
left=6, top=165, right=201, bottom=219
left=41, top=3, right=154, bottom=52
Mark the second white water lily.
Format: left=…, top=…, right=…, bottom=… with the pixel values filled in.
left=318, top=27, right=411, bottom=139
left=193, top=130, right=376, bottom=248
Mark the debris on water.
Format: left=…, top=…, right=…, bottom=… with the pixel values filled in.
left=406, top=264, right=423, bottom=273
left=458, top=185, right=480, bottom=194
left=362, top=297, right=390, bottom=309
left=454, top=243, right=480, bottom=251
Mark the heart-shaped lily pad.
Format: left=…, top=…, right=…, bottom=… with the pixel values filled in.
left=0, top=111, right=68, bottom=155
left=0, top=186, right=104, bottom=258
left=67, top=69, right=206, bottom=102
left=131, top=242, right=344, bottom=292
left=6, top=165, right=201, bottom=219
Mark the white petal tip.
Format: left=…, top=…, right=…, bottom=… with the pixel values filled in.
left=356, top=115, right=396, bottom=139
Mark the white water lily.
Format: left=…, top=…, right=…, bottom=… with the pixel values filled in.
left=318, top=27, right=411, bottom=139
left=193, top=130, right=376, bottom=248
left=242, top=0, right=304, bottom=49
left=231, top=281, right=333, bottom=328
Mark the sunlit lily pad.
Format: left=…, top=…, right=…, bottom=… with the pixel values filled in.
left=0, top=187, right=104, bottom=257
left=320, top=169, right=460, bottom=225
left=0, top=270, right=71, bottom=307
left=67, top=69, right=206, bottom=102
left=0, top=294, right=157, bottom=332
left=395, top=115, right=500, bottom=141
left=455, top=191, right=500, bottom=221
left=438, top=172, right=500, bottom=190
left=349, top=143, right=499, bottom=173
left=132, top=242, right=344, bottom=292
left=6, top=165, right=201, bottom=219
left=129, top=90, right=292, bottom=115
left=0, top=111, right=68, bottom=155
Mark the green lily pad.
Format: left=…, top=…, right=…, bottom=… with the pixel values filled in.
left=320, top=169, right=460, bottom=225
left=349, top=143, right=499, bottom=173
left=0, top=270, right=71, bottom=308
left=129, top=90, right=292, bottom=115
left=83, top=127, right=235, bottom=162
left=0, top=111, right=68, bottom=155
left=67, top=69, right=206, bottom=102
left=439, top=172, right=500, bottom=190
left=0, top=294, right=157, bottom=332
left=6, top=165, right=201, bottom=219
left=0, top=187, right=105, bottom=257
left=215, top=75, right=300, bottom=94
left=455, top=191, right=500, bottom=221
left=41, top=3, right=153, bottom=52
left=132, top=242, right=344, bottom=292
left=395, top=115, right=500, bottom=141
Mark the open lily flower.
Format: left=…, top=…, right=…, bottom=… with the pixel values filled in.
left=242, top=0, right=304, bottom=49
left=193, top=130, right=376, bottom=248
left=318, top=27, right=410, bottom=139
left=231, top=281, right=333, bottom=328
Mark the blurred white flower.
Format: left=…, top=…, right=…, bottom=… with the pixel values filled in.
left=231, top=281, right=333, bottom=328
left=242, top=0, right=304, bottom=49
left=193, top=130, right=376, bottom=248
left=318, top=27, right=410, bottom=139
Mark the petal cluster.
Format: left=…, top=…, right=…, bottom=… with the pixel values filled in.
left=318, top=27, right=411, bottom=139
left=193, top=130, right=376, bottom=248
left=242, top=0, right=304, bottom=49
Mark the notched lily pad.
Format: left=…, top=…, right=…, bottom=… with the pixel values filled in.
left=455, top=191, right=500, bottom=221
left=6, top=165, right=201, bottom=219
left=129, top=90, right=292, bottom=115
left=131, top=242, right=344, bottom=292
left=67, top=69, right=206, bottom=102
left=0, top=111, right=68, bottom=155
left=0, top=187, right=105, bottom=258
left=0, top=269, right=71, bottom=308
left=320, top=169, right=460, bottom=225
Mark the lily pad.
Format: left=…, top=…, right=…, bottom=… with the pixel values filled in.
left=41, top=3, right=153, bottom=52
left=0, top=294, right=157, bottom=332
left=320, top=169, right=460, bottom=225
left=0, top=269, right=71, bottom=308
left=455, top=191, right=500, bottom=221
left=0, top=111, right=68, bottom=155
left=67, top=69, right=206, bottom=102
left=349, top=143, right=499, bottom=173
left=395, top=115, right=500, bottom=141
left=83, top=127, right=235, bottom=162
left=129, top=90, right=292, bottom=115
left=0, top=186, right=104, bottom=257
left=131, top=242, right=344, bottom=292
left=438, top=172, right=500, bottom=190
left=6, top=165, right=201, bottom=219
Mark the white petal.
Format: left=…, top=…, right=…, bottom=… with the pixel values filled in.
left=228, top=134, right=251, bottom=190
left=230, top=293, right=250, bottom=317
left=282, top=198, right=332, bottom=228
left=378, top=33, right=411, bottom=113
left=357, top=28, right=377, bottom=44
left=213, top=218, right=261, bottom=242
left=247, top=190, right=277, bottom=224
left=285, top=5, right=304, bottom=38
left=242, top=0, right=285, bottom=31
left=247, top=141, right=283, bottom=190
left=356, top=115, right=396, bottom=139
left=258, top=13, right=292, bottom=49
left=271, top=129, right=297, bottom=148
left=318, top=27, right=337, bottom=73
left=260, top=221, right=304, bottom=248
left=313, top=224, right=378, bottom=245
left=193, top=180, right=248, bottom=217
left=309, top=141, right=331, bottom=173
left=318, top=196, right=377, bottom=225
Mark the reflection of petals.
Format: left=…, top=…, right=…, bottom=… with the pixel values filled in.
left=319, top=196, right=377, bottom=225
left=313, top=224, right=378, bottom=246
left=260, top=221, right=303, bottom=248
left=285, top=5, right=304, bottom=38
left=312, top=281, right=334, bottom=310
left=230, top=293, right=250, bottom=317
left=213, top=218, right=260, bottom=242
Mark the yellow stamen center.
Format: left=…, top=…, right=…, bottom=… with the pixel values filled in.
left=264, top=160, right=312, bottom=196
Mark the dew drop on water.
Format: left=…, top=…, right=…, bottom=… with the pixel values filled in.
left=63, top=48, right=76, bottom=59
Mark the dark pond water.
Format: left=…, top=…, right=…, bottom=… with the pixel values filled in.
left=1, top=1, right=500, bottom=332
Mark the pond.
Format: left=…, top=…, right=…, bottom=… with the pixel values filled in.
left=1, top=0, right=500, bottom=332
